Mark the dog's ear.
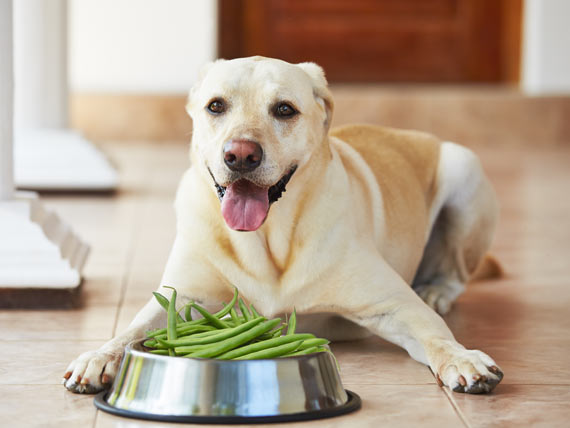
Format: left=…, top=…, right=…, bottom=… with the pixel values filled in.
left=297, top=62, right=334, bottom=130
left=186, top=60, right=224, bottom=116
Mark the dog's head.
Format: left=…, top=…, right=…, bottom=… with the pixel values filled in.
left=186, top=56, right=333, bottom=232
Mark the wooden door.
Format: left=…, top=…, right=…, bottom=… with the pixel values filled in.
left=219, top=0, right=522, bottom=83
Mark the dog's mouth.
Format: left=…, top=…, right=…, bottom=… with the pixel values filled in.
left=208, top=166, right=297, bottom=232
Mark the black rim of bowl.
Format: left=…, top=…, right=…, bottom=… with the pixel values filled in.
left=94, top=389, right=361, bottom=424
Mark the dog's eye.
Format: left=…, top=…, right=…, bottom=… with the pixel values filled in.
left=207, top=99, right=226, bottom=115
left=275, top=103, right=297, bottom=118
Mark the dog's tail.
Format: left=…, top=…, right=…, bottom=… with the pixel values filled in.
left=471, top=253, right=503, bottom=282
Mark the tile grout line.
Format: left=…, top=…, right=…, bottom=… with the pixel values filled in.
left=92, top=406, right=100, bottom=428
left=94, top=152, right=165, bottom=427
left=443, top=387, right=472, bottom=428
left=93, top=151, right=152, bottom=427
left=422, top=366, right=471, bottom=427
left=110, top=174, right=153, bottom=339
left=109, top=225, right=138, bottom=338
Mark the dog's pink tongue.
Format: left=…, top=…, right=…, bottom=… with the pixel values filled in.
left=221, top=180, right=269, bottom=231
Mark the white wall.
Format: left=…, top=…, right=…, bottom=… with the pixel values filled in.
left=14, top=0, right=68, bottom=129
left=69, top=0, right=217, bottom=94
left=68, top=0, right=570, bottom=94
left=522, top=0, right=570, bottom=94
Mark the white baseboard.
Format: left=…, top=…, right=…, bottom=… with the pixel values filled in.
left=0, top=192, right=89, bottom=289
left=14, top=129, right=119, bottom=191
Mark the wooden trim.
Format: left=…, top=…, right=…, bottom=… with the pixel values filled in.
left=70, top=93, right=192, bottom=142
left=70, top=91, right=568, bottom=144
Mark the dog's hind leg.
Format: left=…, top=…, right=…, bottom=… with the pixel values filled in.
left=412, top=142, right=499, bottom=315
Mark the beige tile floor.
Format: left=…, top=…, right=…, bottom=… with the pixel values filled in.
left=1, top=136, right=569, bottom=427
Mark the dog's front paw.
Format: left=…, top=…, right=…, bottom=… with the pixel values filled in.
left=62, top=349, right=122, bottom=394
left=433, top=342, right=504, bottom=394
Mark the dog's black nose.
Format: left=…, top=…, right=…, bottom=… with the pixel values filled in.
left=223, top=139, right=263, bottom=173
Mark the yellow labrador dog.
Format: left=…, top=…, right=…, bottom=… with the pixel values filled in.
left=64, top=56, right=503, bottom=394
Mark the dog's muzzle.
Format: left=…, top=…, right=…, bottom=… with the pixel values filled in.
left=208, top=166, right=297, bottom=232
left=209, top=166, right=297, bottom=205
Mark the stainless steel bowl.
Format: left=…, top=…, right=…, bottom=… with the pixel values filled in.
left=94, top=339, right=360, bottom=423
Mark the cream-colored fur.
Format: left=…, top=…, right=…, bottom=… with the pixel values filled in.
left=64, top=56, right=502, bottom=395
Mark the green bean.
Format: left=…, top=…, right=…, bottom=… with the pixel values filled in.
left=144, top=288, right=332, bottom=361
left=153, top=292, right=185, bottom=323
left=234, top=340, right=304, bottom=360
left=238, top=298, right=252, bottom=322
left=256, top=325, right=285, bottom=341
left=154, top=337, right=170, bottom=348
left=146, top=288, right=239, bottom=337
left=159, top=317, right=265, bottom=348
left=219, top=287, right=239, bottom=317
left=146, top=321, right=204, bottom=338
left=148, top=325, right=217, bottom=343
left=224, top=317, right=248, bottom=327
left=217, top=333, right=314, bottom=360
left=147, top=314, right=213, bottom=338
left=271, top=325, right=285, bottom=338
left=191, top=302, right=230, bottom=329
left=143, top=339, right=157, bottom=348
left=184, top=303, right=192, bottom=322
left=164, top=286, right=178, bottom=356
left=250, top=304, right=261, bottom=318
left=186, top=318, right=281, bottom=359
left=230, top=308, right=241, bottom=325
left=151, top=328, right=227, bottom=349
left=168, top=324, right=217, bottom=337
left=221, top=319, right=236, bottom=327
left=146, top=328, right=164, bottom=338
left=177, top=324, right=217, bottom=336
left=152, top=291, right=169, bottom=311
left=174, top=344, right=213, bottom=355
left=282, top=346, right=326, bottom=357
left=296, top=338, right=329, bottom=350
left=178, top=327, right=232, bottom=339
left=286, top=308, right=296, bottom=335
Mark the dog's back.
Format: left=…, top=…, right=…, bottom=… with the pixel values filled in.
left=330, top=124, right=441, bottom=282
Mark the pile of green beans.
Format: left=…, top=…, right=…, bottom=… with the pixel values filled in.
left=143, top=287, right=332, bottom=360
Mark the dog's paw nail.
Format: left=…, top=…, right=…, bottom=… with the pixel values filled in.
left=63, top=371, right=71, bottom=380
left=458, top=375, right=467, bottom=386
left=80, top=377, right=89, bottom=385
left=473, top=374, right=481, bottom=382
left=102, top=374, right=111, bottom=384
left=488, top=365, right=504, bottom=380
left=453, top=384, right=464, bottom=393
left=76, top=375, right=82, bottom=383
left=436, top=373, right=443, bottom=387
